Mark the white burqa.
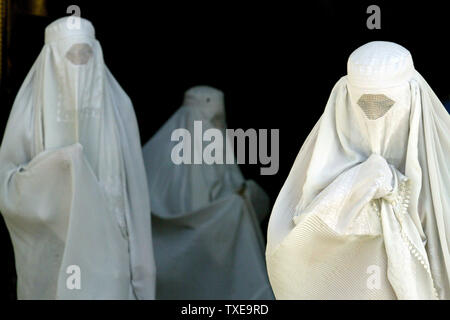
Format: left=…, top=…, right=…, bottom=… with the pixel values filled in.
left=266, top=41, right=450, bottom=300
left=143, top=86, right=273, bottom=299
left=0, top=17, right=156, bottom=299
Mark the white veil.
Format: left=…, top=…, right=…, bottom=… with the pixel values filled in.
left=144, top=86, right=245, bottom=215
left=143, top=86, right=273, bottom=299
left=266, top=41, right=450, bottom=299
left=0, top=17, right=155, bottom=299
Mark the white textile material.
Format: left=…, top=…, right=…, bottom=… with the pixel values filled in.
left=0, top=17, right=156, bottom=299
left=266, top=41, right=450, bottom=300
left=143, top=86, right=273, bottom=299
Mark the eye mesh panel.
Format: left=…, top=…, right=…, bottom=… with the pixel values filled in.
left=357, top=94, right=395, bottom=120
left=65, top=43, right=93, bottom=65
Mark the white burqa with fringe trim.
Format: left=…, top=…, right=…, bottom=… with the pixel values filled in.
left=266, top=41, right=450, bottom=300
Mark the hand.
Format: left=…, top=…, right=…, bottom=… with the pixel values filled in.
left=358, top=154, right=394, bottom=199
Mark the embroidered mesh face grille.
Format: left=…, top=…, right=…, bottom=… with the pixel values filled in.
left=65, top=43, right=93, bottom=65
left=357, top=94, right=395, bottom=120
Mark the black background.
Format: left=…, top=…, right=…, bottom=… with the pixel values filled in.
left=0, top=0, right=449, bottom=300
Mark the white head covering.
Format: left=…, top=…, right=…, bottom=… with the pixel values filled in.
left=144, top=86, right=245, bottom=215
left=143, top=86, right=273, bottom=299
left=266, top=41, right=450, bottom=299
left=0, top=17, right=155, bottom=299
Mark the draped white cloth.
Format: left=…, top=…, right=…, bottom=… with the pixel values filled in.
left=143, top=86, right=273, bottom=299
left=266, top=41, right=450, bottom=300
left=0, top=17, right=156, bottom=299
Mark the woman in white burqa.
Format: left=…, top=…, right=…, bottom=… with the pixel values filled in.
left=266, top=41, right=450, bottom=300
left=0, top=17, right=156, bottom=299
left=143, top=86, right=273, bottom=299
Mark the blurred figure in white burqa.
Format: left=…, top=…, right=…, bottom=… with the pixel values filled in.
left=266, top=41, right=450, bottom=300
left=0, top=17, right=156, bottom=299
left=143, top=86, right=274, bottom=299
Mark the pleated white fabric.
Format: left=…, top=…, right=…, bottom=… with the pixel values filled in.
left=0, top=17, right=156, bottom=299
left=143, top=86, right=273, bottom=299
left=266, top=41, right=450, bottom=300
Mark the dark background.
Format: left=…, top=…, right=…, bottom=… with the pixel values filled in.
left=0, top=0, right=449, bottom=299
